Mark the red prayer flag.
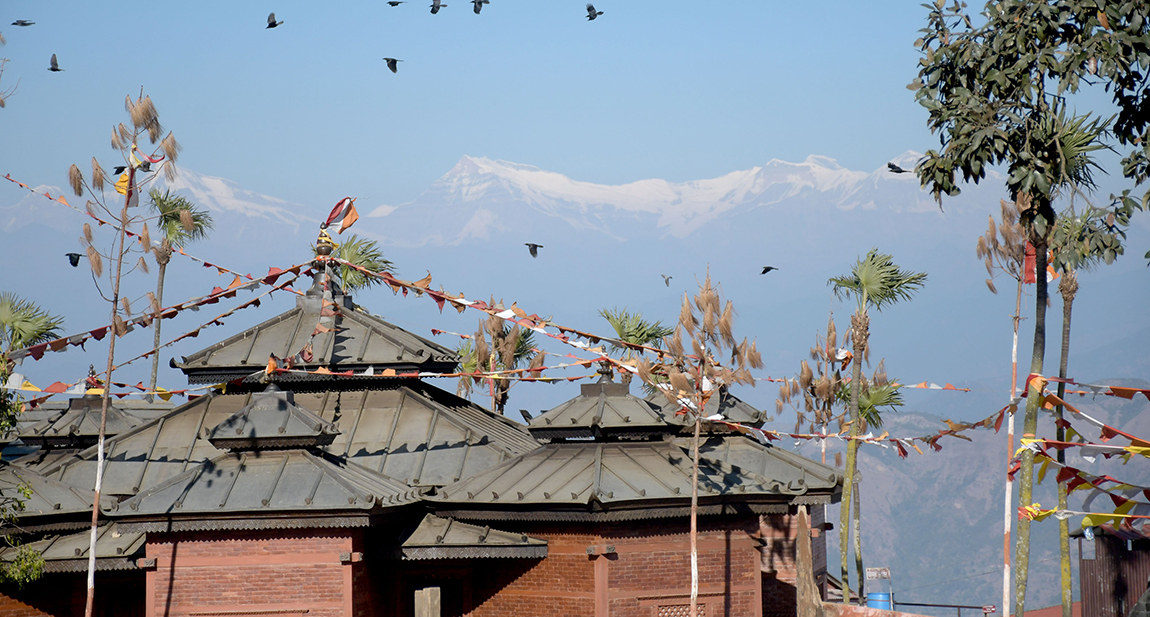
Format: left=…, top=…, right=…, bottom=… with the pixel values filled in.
left=325, top=197, right=359, bottom=234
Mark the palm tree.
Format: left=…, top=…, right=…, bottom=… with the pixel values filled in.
left=829, top=250, right=926, bottom=603
left=146, top=189, right=213, bottom=396
left=598, top=307, right=672, bottom=388
left=1, top=292, right=64, bottom=428
left=456, top=312, right=539, bottom=415
left=312, top=234, right=393, bottom=293
left=1011, top=109, right=1109, bottom=617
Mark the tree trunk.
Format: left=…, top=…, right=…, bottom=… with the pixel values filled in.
left=853, top=480, right=864, bottom=601
left=147, top=242, right=171, bottom=401
left=1014, top=234, right=1049, bottom=617
left=85, top=168, right=134, bottom=617
left=1056, top=269, right=1078, bottom=617
left=840, top=309, right=868, bottom=603
left=1002, top=277, right=1023, bottom=617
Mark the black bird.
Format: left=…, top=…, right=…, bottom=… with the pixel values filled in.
left=472, top=0, right=488, bottom=13
left=11, top=20, right=34, bottom=27
left=586, top=3, right=603, bottom=20
left=525, top=243, right=542, bottom=258
left=887, top=162, right=911, bottom=174
left=761, top=266, right=778, bottom=274
left=139, top=161, right=152, bottom=173
left=430, top=0, right=446, bottom=13
left=661, top=274, right=672, bottom=287
left=112, top=166, right=127, bottom=175
left=383, top=58, right=402, bottom=73
left=48, top=54, right=62, bottom=72
left=266, top=13, right=284, bottom=28
left=66, top=253, right=82, bottom=267
left=387, top=1, right=405, bottom=4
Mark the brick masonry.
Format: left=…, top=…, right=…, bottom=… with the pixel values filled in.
left=0, top=506, right=822, bottom=617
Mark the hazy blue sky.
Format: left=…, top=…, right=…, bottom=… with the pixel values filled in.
left=1, top=1, right=932, bottom=209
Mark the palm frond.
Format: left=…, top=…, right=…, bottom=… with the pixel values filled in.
left=598, top=307, right=672, bottom=356
left=148, top=189, right=213, bottom=249
left=0, top=292, right=64, bottom=353
left=829, top=249, right=928, bottom=312
left=312, top=235, right=393, bottom=293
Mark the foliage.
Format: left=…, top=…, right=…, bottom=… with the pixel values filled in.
left=829, top=249, right=928, bottom=315
left=835, top=366, right=903, bottom=431
left=0, top=293, right=64, bottom=361
left=599, top=307, right=672, bottom=393
left=456, top=309, right=540, bottom=414
left=913, top=0, right=1147, bottom=254
left=147, top=189, right=213, bottom=249
left=311, top=235, right=393, bottom=293
left=1051, top=206, right=1130, bottom=270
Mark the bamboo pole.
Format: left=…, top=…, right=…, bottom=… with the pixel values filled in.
left=1002, top=278, right=1022, bottom=617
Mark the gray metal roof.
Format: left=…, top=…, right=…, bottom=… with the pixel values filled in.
left=0, top=463, right=101, bottom=519
left=433, top=440, right=833, bottom=514
left=42, top=383, right=538, bottom=498
left=681, top=434, right=840, bottom=494
left=174, top=287, right=459, bottom=384
left=528, top=377, right=681, bottom=440
left=398, top=514, right=547, bottom=560
left=108, top=449, right=421, bottom=520
left=206, top=385, right=339, bottom=450
left=17, top=395, right=144, bottom=447
left=647, top=387, right=769, bottom=426
left=0, top=523, right=145, bottom=572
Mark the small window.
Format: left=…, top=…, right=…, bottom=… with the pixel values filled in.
left=657, top=604, right=707, bottom=617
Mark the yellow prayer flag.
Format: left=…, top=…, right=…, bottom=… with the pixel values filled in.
left=1081, top=514, right=1118, bottom=528
left=20, top=380, right=41, bottom=392
left=115, top=173, right=129, bottom=195
left=155, top=387, right=173, bottom=402
left=1037, top=459, right=1050, bottom=484
left=1116, top=499, right=1137, bottom=516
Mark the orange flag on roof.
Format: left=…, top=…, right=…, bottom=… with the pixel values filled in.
left=325, top=197, right=359, bottom=234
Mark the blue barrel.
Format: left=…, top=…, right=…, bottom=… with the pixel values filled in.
left=866, top=592, right=892, bottom=609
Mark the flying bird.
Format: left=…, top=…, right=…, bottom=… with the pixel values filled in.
left=66, top=253, right=82, bottom=267
left=887, top=162, right=911, bottom=174
left=525, top=243, right=542, bottom=258
left=11, top=20, right=34, bottom=27
left=387, top=1, right=405, bottom=4
left=266, top=13, right=284, bottom=28
left=586, top=3, right=603, bottom=20
left=112, top=166, right=127, bottom=175
left=661, top=274, right=672, bottom=287
left=383, top=58, right=402, bottom=73
left=761, top=266, right=778, bottom=274
left=430, top=0, right=446, bottom=14
left=472, top=0, right=488, bottom=13
left=48, top=54, right=62, bottom=72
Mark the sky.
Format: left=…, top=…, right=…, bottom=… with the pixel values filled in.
left=0, top=1, right=932, bottom=210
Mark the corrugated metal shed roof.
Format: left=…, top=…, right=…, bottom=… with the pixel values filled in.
left=528, top=377, right=682, bottom=440
left=109, top=449, right=421, bottom=519
left=174, top=301, right=459, bottom=384
left=206, top=385, right=339, bottom=450
left=18, top=395, right=143, bottom=447
left=0, top=523, right=144, bottom=572
left=646, top=387, right=768, bottom=426
left=682, top=435, right=839, bottom=492
left=41, top=382, right=538, bottom=498
left=398, top=514, right=547, bottom=560
left=433, top=440, right=833, bottom=513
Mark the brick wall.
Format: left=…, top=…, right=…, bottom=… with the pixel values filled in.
left=0, top=571, right=142, bottom=617
left=147, top=528, right=356, bottom=617
left=465, top=516, right=765, bottom=617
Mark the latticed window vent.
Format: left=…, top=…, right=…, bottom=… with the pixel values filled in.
left=658, top=604, right=706, bottom=617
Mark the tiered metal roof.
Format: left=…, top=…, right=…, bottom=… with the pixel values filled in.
left=0, top=523, right=144, bottom=572
left=646, top=386, right=769, bottom=426
left=17, top=395, right=144, bottom=448
left=206, top=385, right=339, bottom=450
left=398, top=514, right=547, bottom=560
left=527, top=376, right=682, bottom=441
left=174, top=275, right=458, bottom=386
left=108, top=450, right=422, bottom=531
left=433, top=437, right=838, bottom=521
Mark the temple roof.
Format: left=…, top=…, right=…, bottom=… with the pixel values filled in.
left=17, top=395, right=145, bottom=447
left=398, top=514, right=547, bottom=560
left=0, top=523, right=145, bottom=572
left=527, top=376, right=682, bottom=441
left=0, top=463, right=104, bottom=521
left=38, top=382, right=538, bottom=498
left=646, top=386, right=769, bottom=426
left=206, top=385, right=339, bottom=450
left=681, top=434, right=839, bottom=493
left=433, top=440, right=838, bottom=519
left=108, top=449, right=421, bottom=520
left=174, top=282, right=459, bottom=386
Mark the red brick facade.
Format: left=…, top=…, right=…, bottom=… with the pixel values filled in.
left=0, top=507, right=821, bottom=617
